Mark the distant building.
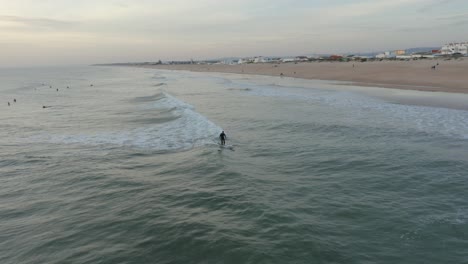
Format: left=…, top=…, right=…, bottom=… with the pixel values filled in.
left=238, top=58, right=254, bottom=64
left=281, top=58, right=296, bottom=63
left=238, top=57, right=271, bottom=64
left=395, top=50, right=406, bottom=55
left=378, top=51, right=398, bottom=58
left=329, top=55, right=343, bottom=60
left=295, top=56, right=309, bottom=62
left=441, top=42, right=468, bottom=55
left=396, top=55, right=412, bottom=60
left=253, top=56, right=267, bottom=63
left=375, top=53, right=386, bottom=59
left=269, top=58, right=282, bottom=63
left=355, top=56, right=371, bottom=61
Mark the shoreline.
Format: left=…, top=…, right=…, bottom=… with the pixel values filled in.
left=132, top=59, right=468, bottom=94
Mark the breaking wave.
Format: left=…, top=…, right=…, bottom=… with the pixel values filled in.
left=34, top=92, right=222, bottom=151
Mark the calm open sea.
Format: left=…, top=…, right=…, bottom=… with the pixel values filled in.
left=1, top=66, right=467, bottom=264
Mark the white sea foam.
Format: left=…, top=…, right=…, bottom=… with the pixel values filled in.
left=34, top=92, right=222, bottom=151
left=237, top=82, right=468, bottom=140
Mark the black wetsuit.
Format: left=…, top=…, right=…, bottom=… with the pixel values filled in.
left=219, top=132, right=226, bottom=145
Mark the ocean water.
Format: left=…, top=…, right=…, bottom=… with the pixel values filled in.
left=1, top=66, right=467, bottom=264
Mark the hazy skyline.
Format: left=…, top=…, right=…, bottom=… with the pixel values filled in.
left=1, top=0, right=467, bottom=67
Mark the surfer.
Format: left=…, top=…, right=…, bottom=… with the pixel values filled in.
left=219, top=131, right=226, bottom=146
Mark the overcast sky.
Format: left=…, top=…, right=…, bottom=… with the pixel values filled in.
left=0, top=0, right=466, bottom=67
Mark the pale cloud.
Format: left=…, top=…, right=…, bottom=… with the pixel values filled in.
left=436, top=12, right=468, bottom=20
left=311, top=0, right=427, bottom=18
left=0, top=15, right=77, bottom=31
left=418, top=0, right=454, bottom=12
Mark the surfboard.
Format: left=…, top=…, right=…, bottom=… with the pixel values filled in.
left=218, top=144, right=235, bottom=151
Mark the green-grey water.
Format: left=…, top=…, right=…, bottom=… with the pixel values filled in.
left=1, top=66, right=467, bottom=263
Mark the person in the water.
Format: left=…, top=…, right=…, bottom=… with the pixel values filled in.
left=219, top=131, right=226, bottom=146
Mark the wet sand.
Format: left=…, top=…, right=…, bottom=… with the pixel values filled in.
left=139, top=59, right=468, bottom=94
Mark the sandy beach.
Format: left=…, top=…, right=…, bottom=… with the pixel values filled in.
left=139, top=59, right=468, bottom=94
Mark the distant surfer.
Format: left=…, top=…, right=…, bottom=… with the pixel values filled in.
left=219, top=131, right=226, bottom=146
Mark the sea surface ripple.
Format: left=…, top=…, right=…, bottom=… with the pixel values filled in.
left=1, top=66, right=467, bottom=264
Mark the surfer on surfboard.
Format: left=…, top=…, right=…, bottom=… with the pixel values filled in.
left=219, top=131, right=227, bottom=146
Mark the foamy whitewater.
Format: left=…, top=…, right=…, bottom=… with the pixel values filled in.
left=1, top=66, right=467, bottom=264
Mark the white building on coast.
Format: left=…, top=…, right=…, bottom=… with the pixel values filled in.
left=238, top=58, right=252, bottom=64
left=441, top=42, right=468, bottom=55
left=374, top=50, right=405, bottom=59
left=375, top=53, right=386, bottom=59
left=238, top=57, right=269, bottom=64
left=254, top=56, right=268, bottom=63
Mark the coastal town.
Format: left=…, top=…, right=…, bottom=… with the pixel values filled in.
left=129, top=42, right=467, bottom=66
left=120, top=41, right=468, bottom=94
left=230, top=42, right=467, bottom=64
